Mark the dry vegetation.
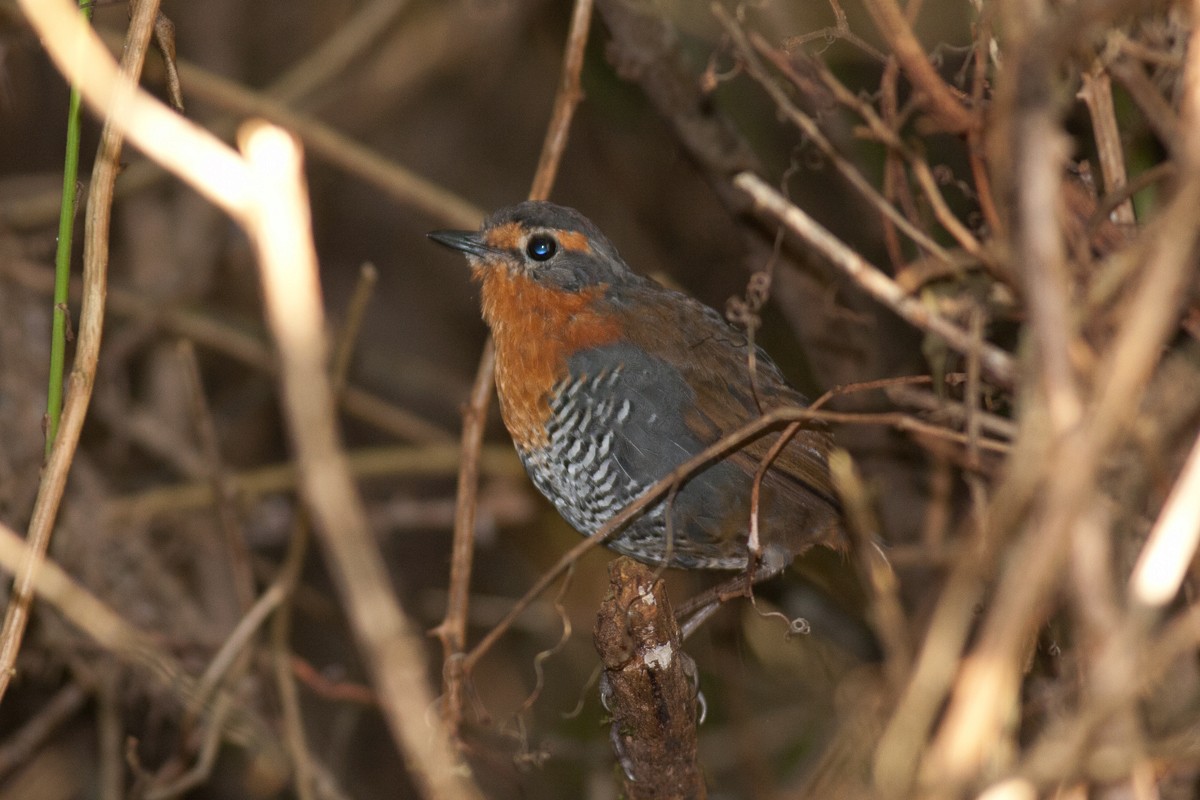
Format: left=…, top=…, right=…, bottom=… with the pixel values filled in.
left=1, top=0, right=1199, bottom=798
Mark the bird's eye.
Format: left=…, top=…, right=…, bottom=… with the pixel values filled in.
left=526, top=235, right=557, bottom=262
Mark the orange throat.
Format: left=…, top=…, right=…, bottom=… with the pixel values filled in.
left=475, top=265, right=621, bottom=451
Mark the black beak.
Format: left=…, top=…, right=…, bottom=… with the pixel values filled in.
left=427, top=229, right=494, bottom=258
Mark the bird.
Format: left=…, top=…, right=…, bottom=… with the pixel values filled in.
left=429, top=201, right=844, bottom=580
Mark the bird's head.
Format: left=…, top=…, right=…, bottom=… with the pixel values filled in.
left=428, top=201, right=634, bottom=293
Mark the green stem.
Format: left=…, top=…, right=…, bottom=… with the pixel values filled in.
left=47, top=1, right=94, bottom=457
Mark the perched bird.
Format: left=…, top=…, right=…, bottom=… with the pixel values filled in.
left=429, top=201, right=844, bottom=579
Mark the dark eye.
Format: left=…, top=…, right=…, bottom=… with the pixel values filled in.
left=526, top=235, right=557, bottom=262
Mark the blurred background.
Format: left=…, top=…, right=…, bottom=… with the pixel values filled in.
left=0, top=0, right=1196, bottom=798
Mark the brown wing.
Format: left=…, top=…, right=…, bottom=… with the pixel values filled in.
left=613, top=282, right=841, bottom=541
left=677, top=325, right=839, bottom=510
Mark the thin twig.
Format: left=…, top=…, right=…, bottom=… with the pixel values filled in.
left=921, top=16, right=1200, bottom=784
left=332, top=264, right=378, bottom=393
left=170, top=56, right=483, bottom=229
left=270, top=263, right=374, bottom=800
left=1087, top=161, right=1174, bottom=239
left=463, top=401, right=1005, bottom=672
left=273, top=271, right=374, bottom=800
left=860, top=0, right=978, bottom=133
left=271, top=515, right=315, bottom=800
left=190, top=580, right=290, bottom=718
left=24, top=0, right=489, bottom=791
left=872, top=518, right=992, bottom=796
left=0, top=519, right=285, bottom=763
left=966, top=4, right=1003, bottom=238
left=1079, top=61, right=1136, bottom=226
left=1108, top=56, right=1181, bottom=155
left=828, top=450, right=911, bottom=687
left=783, top=0, right=887, bottom=63
left=241, top=122, right=482, bottom=800
left=267, top=0, right=416, bottom=104
left=178, top=340, right=257, bottom=613
left=103, top=443, right=522, bottom=520
left=1018, top=602, right=1200, bottom=788
left=810, top=373, right=946, bottom=410
left=0, top=0, right=162, bottom=704
left=771, top=27, right=987, bottom=276
left=2, top=0, right=425, bottom=231
left=151, top=10, right=183, bottom=111
left=734, top=172, right=1017, bottom=387
left=97, top=668, right=123, bottom=800
left=529, top=0, right=594, bottom=202
left=0, top=681, right=88, bottom=780
left=910, top=157, right=988, bottom=262
left=171, top=339, right=261, bottom=789
left=717, top=12, right=953, bottom=265
left=19, top=0, right=253, bottom=213
left=144, top=691, right=234, bottom=800
left=886, top=385, right=1017, bottom=441
left=0, top=256, right=454, bottom=443
left=438, top=0, right=595, bottom=736
left=433, top=339, right=494, bottom=733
